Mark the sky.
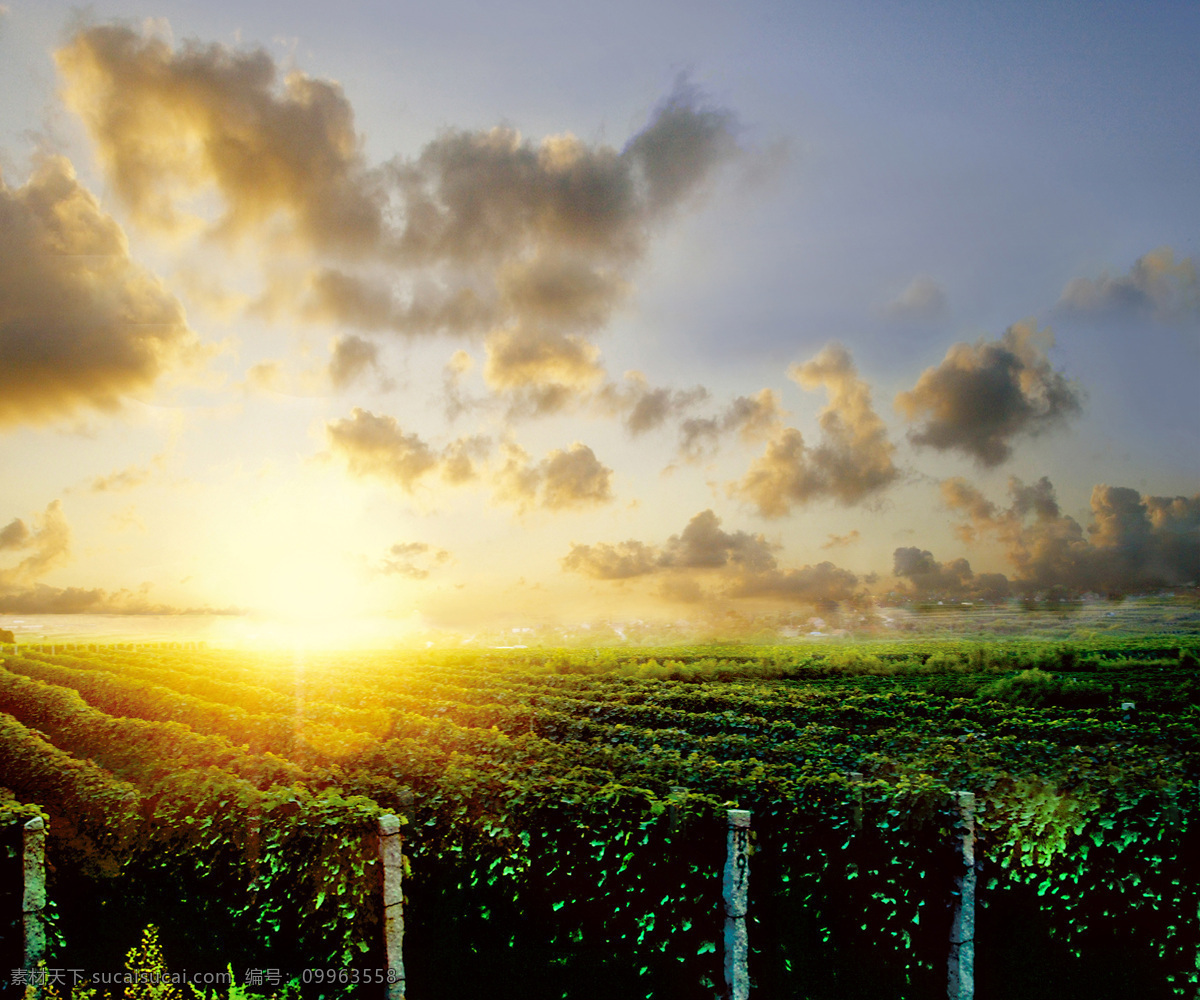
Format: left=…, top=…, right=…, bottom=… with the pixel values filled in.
left=0, top=0, right=1197, bottom=641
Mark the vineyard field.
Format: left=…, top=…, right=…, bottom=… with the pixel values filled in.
left=1, top=634, right=1199, bottom=1000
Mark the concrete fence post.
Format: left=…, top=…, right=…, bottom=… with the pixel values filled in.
left=847, top=772, right=864, bottom=830
left=378, top=814, right=406, bottom=1000
left=23, top=816, right=47, bottom=970
left=948, top=791, right=976, bottom=1000
left=723, top=809, right=752, bottom=1000
left=397, top=788, right=415, bottom=829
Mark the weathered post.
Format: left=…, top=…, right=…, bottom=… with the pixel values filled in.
left=23, top=816, right=47, bottom=970
left=847, top=772, right=864, bottom=830
left=948, top=791, right=976, bottom=1000
left=397, top=788, right=415, bottom=828
left=723, top=809, right=752, bottom=1000
left=378, top=814, right=406, bottom=1000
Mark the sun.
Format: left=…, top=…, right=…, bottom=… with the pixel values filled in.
left=254, top=547, right=363, bottom=621
left=199, top=503, right=420, bottom=650
left=215, top=611, right=413, bottom=651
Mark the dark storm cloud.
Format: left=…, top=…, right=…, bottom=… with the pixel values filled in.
left=388, top=80, right=736, bottom=270
left=893, top=546, right=970, bottom=590
left=0, top=584, right=107, bottom=614
left=942, top=475, right=1092, bottom=593
left=0, top=156, right=200, bottom=428
left=896, top=321, right=1082, bottom=467
left=0, top=585, right=122, bottom=614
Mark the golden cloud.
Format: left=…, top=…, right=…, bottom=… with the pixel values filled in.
left=897, top=322, right=1082, bottom=467
left=57, top=24, right=385, bottom=254
left=325, top=409, right=443, bottom=491
left=563, top=508, right=861, bottom=605
left=1059, top=247, right=1198, bottom=321
left=483, top=326, right=607, bottom=416
left=593, top=371, right=709, bottom=437
left=0, top=156, right=199, bottom=427
left=378, top=541, right=452, bottom=580
left=0, top=501, right=71, bottom=589
left=327, top=335, right=382, bottom=389
left=679, top=388, right=785, bottom=461
left=731, top=345, right=897, bottom=515
left=494, top=442, right=614, bottom=512
left=56, top=26, right=741, bottom=412
left=941, top=476, right=1200, bottom=594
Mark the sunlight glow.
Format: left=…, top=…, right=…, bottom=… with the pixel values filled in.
left=209, top=611, right=420, bottom=651
left=197, top=503, right=425, bottom=650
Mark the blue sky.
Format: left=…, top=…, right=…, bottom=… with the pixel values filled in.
left=0, top=0, right=1196, bottom=637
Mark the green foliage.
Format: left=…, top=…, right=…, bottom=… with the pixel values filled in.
left=0, top=784, right=47, bottom=829
left=3, top=637, right=1198, bottom=995
left=986, top=775, right=1102, bottom=867
left=121, top=924, right=183, bottom=1000
left=40, top=924, right=300, bottom=1000
left=977, top=668, right=1063, bottom=706
left=0, top=710, right=139, bottom=873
